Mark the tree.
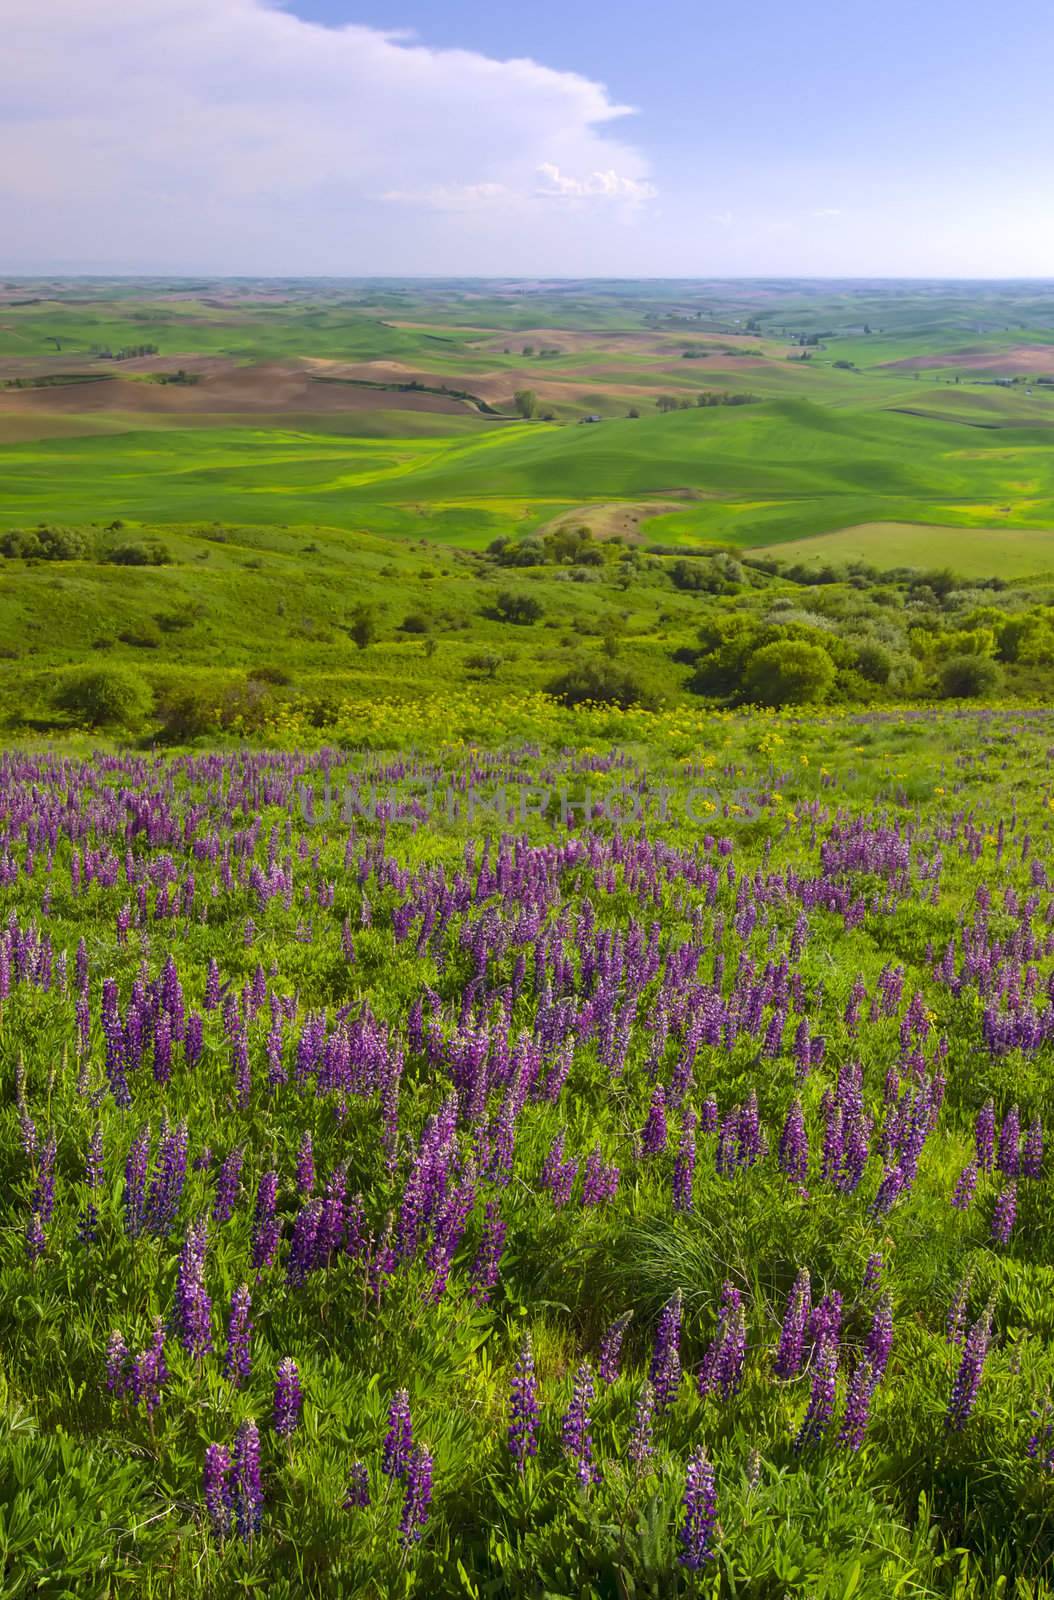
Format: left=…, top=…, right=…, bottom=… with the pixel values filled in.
left=514, top=390, right=539, bottom=419
left=55, top=665, right=153, bottom=729
left=939, top=654, right=1002, bottom=699
left=743, top=640, right=836, bottom=707
left=348, top=604, right=378, bottom=649
left=491, top=591, right=544, bottom=625
left=547, top=658, right=658, bottom=710
left=466, top=650, right=502, bottom=679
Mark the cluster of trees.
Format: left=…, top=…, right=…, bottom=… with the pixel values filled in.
left=0, top=525, right=91, bottom=561
left=91, top=343, right=159, bottom=360
left=0, top=527, right=173, bottom=567
left=655, top=392, right=757, bottom=413
left=488, top=526, right=637, bottom=571
left=512, top=390, right=556, bottom=421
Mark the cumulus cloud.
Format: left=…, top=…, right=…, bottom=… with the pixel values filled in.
left=1, top=0, right=656, bottom=272
left=535, top=163, right=656, bottom=202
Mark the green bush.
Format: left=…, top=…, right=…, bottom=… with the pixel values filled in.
left=743, top=640, right=836, bottom=707
left=155, top=682, right=221, bottom=741
left=547, top=657, right=660, bottom=710
left=938, top=653, right=1002, bottom=699
left=106, top=539, right=172, bottom=567
left=854, top=640, right=894, bottom=684
left=0, top=525, right=91, bottom=561
left=53, top=665, right=153, bottom=728
left=491, top=591, right=545, bottom=625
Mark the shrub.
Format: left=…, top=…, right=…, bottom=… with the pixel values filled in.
left=854, top=641, right=894, bottom=685
left=547, top=658, right=659, bottom=710
left=117, top=620, right=162, bottom=649
left=0, top=525, right=91, bottom=561
left=155, top=683, right=221, bottom=741
left=347, top=605, right=378, bottom=649
left=248, top=664, right=293, bottom=686
left=54, top=665, right=153, bottom=728
left=743, top=640, right=836, bottom=707
left=107, top=539, right=172, bottom=567
left=401, top=613, right=431, bottom=634
left=491, top=591, right=544, bottom=625
left=466, top=651, right=503, bottom=680
left=938, top=654, right=1002, bottom=699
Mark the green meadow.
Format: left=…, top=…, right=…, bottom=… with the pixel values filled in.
left=3, top=400, right=1054, bottom=554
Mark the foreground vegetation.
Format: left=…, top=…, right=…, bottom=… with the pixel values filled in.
left=5, top=707, right=1054, bottom=1598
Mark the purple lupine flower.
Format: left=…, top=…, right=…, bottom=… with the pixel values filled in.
left=794, top=1333, right=839, bottom=1450
left=774, top=1270, right=811, bottom=1380
left=1022, top=1118, right=1044, bottom=1179
left=224, top=1284, right=253, bottom=1386
left=212, top=1146, right=245, bottom=1225
left=467, top=1202, right=507, bottom=1304
left=650, top=1290, right=683, bottom=1411
left=640, top=1087, right=668, bottom=1155
left=952, top=1162, right=978, bottom=1211
left=24, top=1212, right=46, bottom=1260
left=231, top=1419, right=264, bottom=1540
left=203, top=1444, right=231, bottom=1539
left=992, top=1181, right=1017, bottom=1246
left=862, top=1253, right=882, bottom=1291
left=273, top=1357, right=303, bottom=1437
left=561, top=1361, right=600, bottom=1487
left=698, top=1281, right=746, bottom=1403
left=864, top=1293, right=894, bottom=1380
left=673, top=1108, right=696, bottom=1213
left=18, top=1106, right=37, bottom=1163
left=598, top=1310, right=633, bottom=1384
left=975, top=1100, right=996, bottom=1171
left=398, top=1445, right=433, bottom=1548
left=285, top=1198, right=322, bottom=1288
left=870, top=1163, right=905, bottom=1217
left=1027, top=1404, right=1054, bottom=1472
left=130, top=1317, right=169, bottom=1415
left=778, top=1099, right=809, bottom=1186
left=295, top=1130, right=315, bottom=1195
left=627, top=1380, right=655, bottom=1470
left=998, top=1106, right=1021, bottom=1178
left=678, top=1446, right=718, bottom=1569
left=343, top=1462, right=370, bottom=1510
left=946, top=1278, right=972, bottom=1347
left=508, top=1336, right=539, bottom=1471
left=31, top=1132, right=57, bottom=1224
left=581, top=1146, right=619, bottom=1206
left=946, top=1302, right=994, bottom=1430
left=123, top=1124, right=152, bottom=1238
left=382, top=1389, right=414, bottom=1481
left=173, top=1216, right=212, bottom=1359
left=204, top=958, right=221, bottom=1011
left=184, top=1012, right=203, bottom=1069
left=838, top=1358, right=878, bottom=1452
left=106, top=1330, right=130, bottom=1394
left=145, top=1120, right=188, bottom=1237
left=251, top=1170, right=280, bottom=1270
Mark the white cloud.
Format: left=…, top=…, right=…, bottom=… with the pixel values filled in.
left=811, top=208, right=843, bottom=218
left=0, top=0, right=655, bottom=273
left=535, top=163, right=656, bottom=202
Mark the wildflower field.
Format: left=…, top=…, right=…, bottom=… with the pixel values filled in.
left=5, top=704, right=1054, bottom=1598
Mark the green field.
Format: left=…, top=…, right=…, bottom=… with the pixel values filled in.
left=3, top=278, right=1054, bottom=735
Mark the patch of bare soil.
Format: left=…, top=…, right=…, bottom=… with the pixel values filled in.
left=537, top=497, right=703, bottom=543
left=882, top=346, right=1054, bottom=375
left=0, top=359, right=473, bottom=418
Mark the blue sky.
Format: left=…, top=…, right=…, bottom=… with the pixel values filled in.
left=5, top=0, right=1053, bottom=276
